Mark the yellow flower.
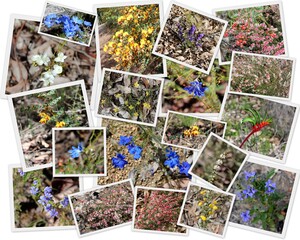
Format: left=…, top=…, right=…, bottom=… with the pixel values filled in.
left=39, top=112, right=50, bottom=124
left=143, top=102, right=151, bottom=109
left=108, top=41, right=114, bottom=47
left=55, top=121, right=66, bottom=128
left=200, top=190, right=206, bottom=195
left=117, top=16, right=125, bottom=23
left=200, top=215, right=207, bottom=221
left=209, top=211, right=213, bottom=215
left=212, top=205, right=218, bottom=211
left=128, top=105, right=134, bottom=110
left=126, top=14, right=133, bottom=21
left=198, top=201, right=204, bottom=206
left=128, top=37, right=134, bottom=43
left=115, top=93, right=122, bottom=98
left=133, top=81, right=140, bottom=88
left=147, top=27, right=154, bottom=34
left=134, top=112, right=139, bottom=117
left=146, top=91, right=149, bottom=96
left=123, top=32, right=129, bottom=37
left=103, top=45, right=108, bottom=52
left=124, top=100, right=129, bottom=106
left=113, top=107, right=119, bottom=113
left=142, top=29, right=148, bottom=35
left=183, top=129, right=192, bottom=137
left=191, top=126, right=199, bottom=131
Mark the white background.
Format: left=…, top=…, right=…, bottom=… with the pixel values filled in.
left=0, top=0, right=299, bottom=239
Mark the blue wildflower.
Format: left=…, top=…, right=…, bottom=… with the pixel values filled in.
left=240, top=210, right=251, bottom=222
left=236, top=192, right=244, bottom=200
left=178, top=161, right=191, bottom=177
left=164, top=147, right=180, bottom=168
left=30, top=186, right=39, bottom=195
left=18, top=169, right=25, bottom=177
left=44, top=13, right=57, bottom=28
left=242, top=185, right=257, bottom=199
left=68, top=142, right=84, bottom=159
left=119, top=136, right=133, bottom=146
left=45, top=204, right=52, bottom=212
left=112, top=153, right=128, bottom=169
left=196, top=33, right=204, bottom=46
left=127, top=144, right=143, bottom=160
left=83, top=21, right=92, bottom=27
left=33, top=180, right=38, bottom=185
left=71, top=16, right=83, bottom=25
left=184, top=80, right=208, bottom=98
left=38, top=195, right=50, bottom=206
left=60, top=196, right=69, bottom=208
left=49, top=208, right=58, bottom=218
left=265, top=179, right=276, bottom=195
left=177, top=23, right=184, bottom=41
left=244, top=171, right=256, bottom=181
left=188, top=25, right=197, bottom=41
left=44, top=186, right=53, bottom=199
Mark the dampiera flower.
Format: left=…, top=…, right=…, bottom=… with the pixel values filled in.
left=49, top=208, right=58, bottom=218
left=164, top=147, right=180, bottom=168
left=118, top=136, right=133, bottom=146
left=83, top=21, right=92, bottom=27
left=33, top=180, right=38, bottom=185
left=54, top=52, right=67, bottom=63
left=188, top=25, right=197, bottom=41
left=242, top=185, right=257, bottom=199
left=44, top=186, right=53, bottom=199
left=244, top=171, right=256, bottom=181
left=184, top=80, right=208, bottom=98
left=127, top=144, right=143, bottom=160
left=60, top=196, right=69, bottom=208
left=240, top=210, right=251, bottom=222
left=44, top=13, right=57, bottom=28
left=178, top=161, right=191, bottom=176
left=112, top=153, right=128, bottom=169
left=18, top=169, right=25, bottom=177
left=71, top=16, right=83, bottom=25
left=68, top=142, right=84, bottom=159
left=38, top=195, right=50, bottom=206
left=30, top=186, right=39, bottom=195
left=265, top=179, right=276, bottom=195
left=45, top=204, right=52, bottom=212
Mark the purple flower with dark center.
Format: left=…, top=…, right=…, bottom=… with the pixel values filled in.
left=38, top=195, right=50, bottom=206
left=184, top=80, right=208, bottom=98
left=188, top=25, right=197, bottom=41
left=45, top=204, right=52, bottom=212
left=178, top=161, right=191, bottom=177
left=127, top=144, right=143, bottom=160
left=30, top=186, right=39, bottom=195
left=60, top=196, right=69, bottom=208
left=244, top=171, right=256, bottom=181
left=44, top=186, right=53, bottom=199
left=242, top=185, right=257, bottom=199
left=112, top=153, right=128, bottom=169
left=240, top=210, right=251, bottom=222
left=265, top=179, right=276, bottom=195
left=49, top=208, right=58, bottom=218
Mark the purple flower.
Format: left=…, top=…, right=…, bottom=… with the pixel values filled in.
left=184, top=80, right=208, bottom=98
left=164, top=147, right=180, bottom=168
left=119, top=136, right=133, bottom=146
left=18, top=169, right=25, bottom=177
left=33, top=180, right=38, bottom=185
left=240, top=210, right=251, bottom=222
left=112, top=153, right=128, bottom=169
left=49, top=208, right=58, bottom=218
left=242, top=185, right=257, bottom=199
left=244, top=171, right=256, bottom=181
left=38, top=195, right=50, bottom=206
left=44, top=13, right=57, bottom=28
left=71, top=16, right=83, bottom=25
left=45, top=204, right=52, bottom=212
left=177, top=23, right=184, bottom=41
left=196, top=33, right=204, bottom=46
left=127, top=144, right=143, bottom=160
left=83, top=21, right=92, bottom=27
left=60, top=196, right=69, bottom=208
left=265, top=179, right=276, bottom=195
left=68, top=142, right=84, bottom=159
left=44, top=186, right=53, bottom=199
left=30, top=186, right=39, bottom=195
left=178, top=161, right=191, bottom=177
left=188, top=25, right=197, bottom=41
left=236, top=192, right=244, bottom=200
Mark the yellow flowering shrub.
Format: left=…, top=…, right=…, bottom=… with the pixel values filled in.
left=103, top=5, right=160, bottom=70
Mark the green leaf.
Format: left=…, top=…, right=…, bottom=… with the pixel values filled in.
left=241, top=117, right=256, bottom=125
left=277, top=214, right=285, bottom=221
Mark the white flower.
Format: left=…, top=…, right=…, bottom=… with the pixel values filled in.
left=216, top=159, right=223, bottom=166
left=31, top=54, right=50, bottom=66
left=40, top=71, right=55, bottom=85
left=54, top=52, right=67, bottom=63
left=52, top=65, right=63, bottom=76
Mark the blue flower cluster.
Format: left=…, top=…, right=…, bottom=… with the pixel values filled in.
left=265, top=179, right=276, bottom=195
left=68, top=142, right=84, bottom=159
left=177, top=24, right=205, bottom=47
left=240, top=210, right=251, bottom=222
left=18, top=168, right=25, bottom=177
left=164, top=147, right=191, bottom=177
left=184, top=80, right=208, bottom=98
left=43, top=13, right=92, bottom=39
left=112, top=136, right=143, bottom=169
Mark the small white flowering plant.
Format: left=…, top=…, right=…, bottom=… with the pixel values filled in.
left=31, top=52, right=67, bottom=86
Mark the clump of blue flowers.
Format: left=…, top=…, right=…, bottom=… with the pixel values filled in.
left=235, top=169, right=285, bottom=230
left=164, top=147, right=191, bottom=178
left=68, top=142, right=84, bottom=159
left=177, top=23, right=205, bottom=48
left=27, top=179, right=70, bottom=219
left=184, top=80, right=208, bottom=98
left=112, top=135, right=143, bottom=169
left=42, top=12, right=93, bottom=44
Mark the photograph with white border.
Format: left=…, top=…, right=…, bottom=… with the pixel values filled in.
left=160, top=59, right=230, bottom=117
left=220, top=91, right=299, bottom=163
left=228, top=51, right=295, bottom=100
left=93, top=0, right=166, bottom=77
left=228, top=157, right=300, bottom=238
left=38, top=1, right=96, bottom=46
left=152, top=0, right=228, bottom=74
left=132, top=186, right=188, bottom=235
left=177, top=182, right=235, bottom=237
left=213, top=1, right=288, bottom=65
left=162, top=110, right=227, bottom=151
left=69, top=179, right=134, bottom=237
left=1, top=14, right=97, bottom=103
left=9, top=164, right=83, bottom=232
left=95, top=68, right=164, bottom=127
left=8, top=80, right=93, bottom=172
left=189, top=132, right=249, bottom=191
left=53, top=127, right=106, bottom=177
left=95, top=117, right=194, bottom=189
